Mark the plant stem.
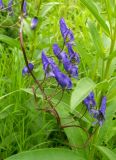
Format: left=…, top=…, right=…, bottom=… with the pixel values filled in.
left=89, top=127, right=100, bottom=160
left=19, top=0, right=61, bottom=125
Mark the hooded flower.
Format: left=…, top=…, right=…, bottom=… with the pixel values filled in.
left=67, top=44, right=80, bottom=64
left=60, top=18, right=74, bottom=45
left=23, top=0, right=27, bottom=17
left=83, top=92, right=96, bottom=111
left=41, top=51, right=56, bottom=77
left=8, top=0, right=13, bottom=15
left=22, top=63, right=34, bottom=75
left=31, top=17, right=38, bottom=30
left=91, top=96, right=106, bottom=126
left=53, top=69, right=72, bottom=89
left=53, top=44, right=68, bottom=61
left=62, top=55, right=78, bottom=78
left=0, top=0, right=4, bottom=9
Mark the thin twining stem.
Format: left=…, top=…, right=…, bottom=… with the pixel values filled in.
left=19, top=0, right=61, bottom=125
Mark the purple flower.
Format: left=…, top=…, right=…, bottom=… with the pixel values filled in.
left=41, top=51, right=56, bottom=77
left=62, top=55, right=78, bottom=78
left=22, top=63, right=34, bottom=75
left=31, top=17, right=38, bottom=29
left=23, top=0, right=27, bottom=17
left=0, top=0, right=4, bottom=9
left=67, top=44, right=80, bottom=64
left=91, top=96, right=107, bottom=126
left=83, top=92, right=96, bottom=111
left=53, top=70, right=72, bottom=89
left=8, top=0, right=13, bottom=15
left=60, top=18, right=74, bottom=44
left=53, top=44, right=68, bottom=61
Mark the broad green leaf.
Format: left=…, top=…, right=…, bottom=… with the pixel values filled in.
left=95, top=146, right=116, bottom=160
left=88, top=22, right=104, bottom=57
left=5, top=148, right=85, bottom=160
left=0, top=34, right=19, bottom=48
left=21, top=88, right=43, bottom=99
left=40, top=2, right=62, bottom=17
left=56, top=101, right=89, bottom=159
left=70, top=78, right=96, bottom=111
left=80, top=0, right=110, bottom=35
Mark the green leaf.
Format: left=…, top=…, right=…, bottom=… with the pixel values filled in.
left=21, top=88, right=42, bottom=99
left=70, top=78, right=96, bottom=111
left=40, top=2, right=62, bottom=17
left=5, top=148, right=85, bottom=160
left=0, top=34, right=19, bottom=48
left=88, top=21, right=104, bottom=57
left=95, top=146, right=116, bottom=160
left=56, top=101, right=89, bottom=159
left=0, top=90, right=20, bottom=100
left=80, top=0, right=110, bottom=35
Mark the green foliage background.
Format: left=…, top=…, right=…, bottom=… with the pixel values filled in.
left=0, top=0, right=116, bottom=159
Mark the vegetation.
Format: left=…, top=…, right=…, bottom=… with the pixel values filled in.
left=0, top=0, right=116, bottom=159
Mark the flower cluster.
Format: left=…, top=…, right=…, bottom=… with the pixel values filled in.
left=41, top=18, right=80, bottom=89
left=83, top=92, right=107, bottom=126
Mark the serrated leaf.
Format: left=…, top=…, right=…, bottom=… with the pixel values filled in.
left=70, top=78, right=96, bottom=111
left=95, top=146, right=116, bottom=160
left=5, top=148, right=85, bottom=160
left=80, top=0, right=110, bottom=35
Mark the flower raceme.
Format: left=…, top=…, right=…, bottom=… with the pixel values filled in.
left=91, top=96, right=107, bottom=126
left=83, top=93, right=107, bottom=126
left=41, top=51, right=72, bottom=89
left=60, top=18, right=74, bottom=45
left=53, top=44, right=78, bottom=78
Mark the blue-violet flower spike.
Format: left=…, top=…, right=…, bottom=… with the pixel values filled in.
left=8, top=0, right=13, bottom=15
left=62, top=56, right=78, bottom=78
left=53, top=44, right=68, bottom=61
left=91, top=96, right=106, bottom=126
left=0, top=0, right=4, bottom=9
left=23, top=0, right=27, bottom=16
left=67, top=44, right=80, bottom=64
left=31, top=17, right=38, bottom=30
left=53, top=70, right=72, bottom=89
left=83, top=92, right=96, bottom=111
left=22, top=63, right=34, bottom=76
left=60, top=18, right=74, bottom=44
left=41, top=51, right=56, bottom=78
